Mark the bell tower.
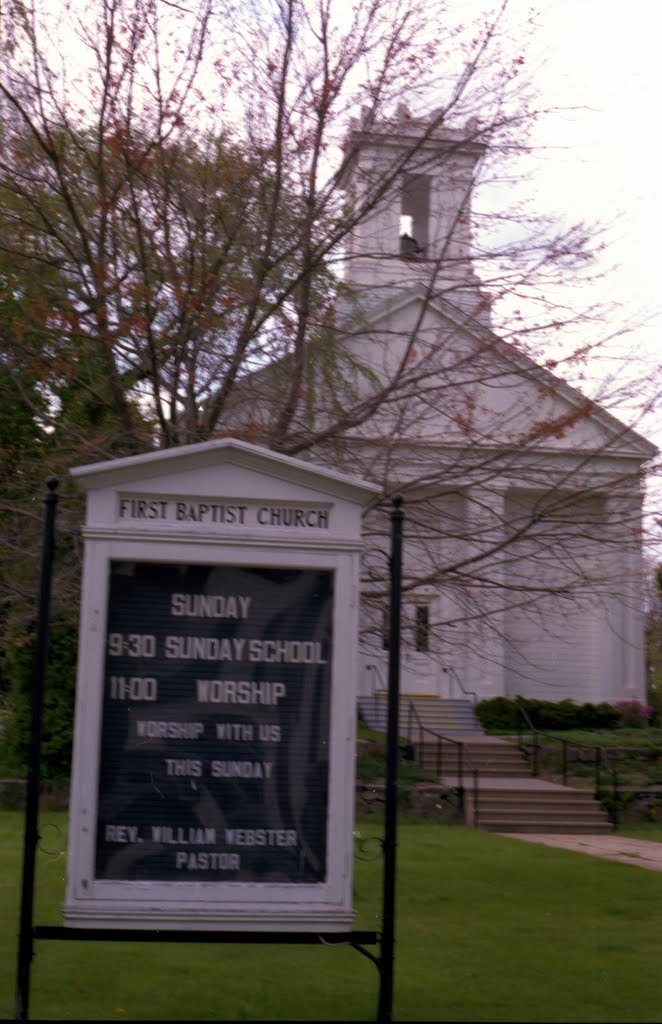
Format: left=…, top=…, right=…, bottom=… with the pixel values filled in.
left=340, top=107, right=490, bottom=322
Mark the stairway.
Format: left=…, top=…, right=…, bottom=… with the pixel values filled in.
left=359, top=692, right=484, bottom=736
left=415, top=736, right=614, bottom=835
left=466, top=784, right=614, bottom=834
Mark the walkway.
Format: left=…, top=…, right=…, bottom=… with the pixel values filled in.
left=498, top=832, right=662, bottom=871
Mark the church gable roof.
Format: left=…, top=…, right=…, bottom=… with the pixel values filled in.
left=340, top=285, right=657, bottom=462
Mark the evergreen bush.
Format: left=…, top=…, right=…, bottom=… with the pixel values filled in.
left=473, top=696, right=519, bottom=731
left=475, top=695, right=621, bottom=732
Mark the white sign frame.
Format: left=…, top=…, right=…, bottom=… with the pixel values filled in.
left=64, top=440, right=379, bottom=931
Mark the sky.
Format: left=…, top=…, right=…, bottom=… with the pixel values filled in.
left=508, top=0, right=662, bottom=540
left=506, top=0, right=661, bottom=446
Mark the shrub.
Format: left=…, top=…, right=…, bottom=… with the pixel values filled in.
left=521, top=698, right=577, bottom=730
left=0, top=618, right=77, bottom=779
left=475, top=696, right=519, bottom=731
left=578, top=701, right=621, bottom=729
left=615, top=700, right=654, bottom=728
left=475, top=696, right=622, bottom=733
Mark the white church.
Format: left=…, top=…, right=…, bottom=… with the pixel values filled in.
left=229, top=110, right=657, bottom=712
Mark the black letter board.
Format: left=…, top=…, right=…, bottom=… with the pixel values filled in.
left=96, top=561, right=333, bottom=884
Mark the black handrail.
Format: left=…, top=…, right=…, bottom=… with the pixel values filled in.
left=443, top=666, right=478, bottom=707
left=365, top=662, right=385, bottom=696
left=516, top=703, right=620, bottom=828
left=407, top=702, right=480, bottom=827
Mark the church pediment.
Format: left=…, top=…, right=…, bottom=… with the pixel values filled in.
left=340, top=286, right=657, bottom=462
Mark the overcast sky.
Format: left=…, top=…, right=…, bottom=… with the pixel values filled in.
left=529, top=2, right=660, bottom=306
left=513, top=1, right=661, bottom=437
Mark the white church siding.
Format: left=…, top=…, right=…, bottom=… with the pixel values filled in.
left=505, top=599, right=602, bottom=702
left=501, top=489, right=607, bottom=702
left=357, top=477, right=648, bottom=707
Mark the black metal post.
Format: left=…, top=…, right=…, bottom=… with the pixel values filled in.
left=533, top=732, right=539, bottom=776
left=377, top=495, right=403, bottom=1024
left=15, top=478, right=59, bottom=1021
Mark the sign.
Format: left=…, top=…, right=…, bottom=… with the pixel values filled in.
left=64, top=439, right=379, bottom=930
left=97, top=561, right=332, bottom=884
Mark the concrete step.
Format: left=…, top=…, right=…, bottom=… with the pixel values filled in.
left=479, top=816, right=612, bottom=829
left=468, top=762, right=527, bottom=770
left=410, top=725, right=482, bottom=739
left=422, top=748, right=525, bottom=763
left=455, top=767, right=529, bottom=777
left=420, top=761, right=527, bottom=777
left=474, top=792, right=604, bottom=807
left=478, top=804, right=609, bottom=821
left=359, top=693, right=484, bottom=735
left=478, top=803, right=610, bottom=817
left=480, top=821, right=614, bottom=834
left=465, top=785, right=614, bottom=833
left=416, top=742, right=528, bottom=776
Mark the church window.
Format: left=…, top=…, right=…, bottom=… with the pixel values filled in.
left=399, top=175, right=430, bottom=257
left=415, top=605, right=430, bottom=652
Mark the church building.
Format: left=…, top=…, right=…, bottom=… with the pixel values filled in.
left=225, top=109, right=656, bottom=714
left=329, top=110, right=656, bottom=711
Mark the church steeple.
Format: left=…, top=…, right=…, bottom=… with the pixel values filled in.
left=340, top=107, right=490, bottom=322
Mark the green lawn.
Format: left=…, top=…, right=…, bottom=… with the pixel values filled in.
left=3, top=812, right=662, bottom=1021
left=618, top=820, right=662, bottom=841
left=497, top=728, right=662, bottom=749
left=495, top=728, right=662, bottom=791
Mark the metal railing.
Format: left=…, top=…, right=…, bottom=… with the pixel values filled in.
left=516, top=702, right=620, bottom=828
left=366, top=661, right=478, bottom=710
left=364, top=661, right=384, bottom=696
left=361, top=663, right=388, bottom=732
left=407, top=701, right=481, bottom=826
left=443, top=665, right=478, bottom=706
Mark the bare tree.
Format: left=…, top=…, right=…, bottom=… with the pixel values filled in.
left=0, top=0, right=658, bottom=698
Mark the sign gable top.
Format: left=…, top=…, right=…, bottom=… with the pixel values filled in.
left=70, top=437, right=381, bottom=505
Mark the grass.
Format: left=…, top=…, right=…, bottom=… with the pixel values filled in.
left=516, top=727, right=662, bottom=749
left=617, top=820, right=662, bottom=842
left=356, top=719, right=433, bottom=787
left=494, top=727, right=662, bottom=749
left=3, top=812, right=662, bottom=1021
left=495, top=728, right=662, bottom=790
